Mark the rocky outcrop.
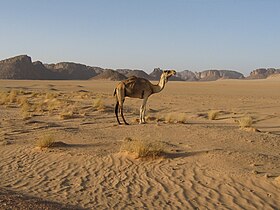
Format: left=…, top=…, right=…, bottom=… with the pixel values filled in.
left=247, top=68, right=280, bottom=79
left=0, top=54, right=251, bottom=81
left=176, top=70, right=198, bottom=81
left=195, top=70, right=244, bottom=81
left=219, top=70, right=244, bottom=79
left=116, top=69, right=131, bottom=75
left=149, top=68, right=244, bottom=81
left=91, top=69, right=127, bottom=81
left=149, top=68, right=162, bottom=80
left=117, top=69, right=152, bottom=80
left=44, top=62, right=97, bottom=80
left=0, top=55, right=41, bottom=79
left=195, top=70, right=221, bottom=81
left=0, top=55, right=102, bottom=80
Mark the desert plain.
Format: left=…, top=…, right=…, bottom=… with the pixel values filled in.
left=0, top=77, right=280, bottom=209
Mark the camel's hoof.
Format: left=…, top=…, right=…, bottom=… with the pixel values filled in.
left=139, top=122, right=146, bottom=124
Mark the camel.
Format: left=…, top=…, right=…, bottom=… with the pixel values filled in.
left=113, top=70, right=176, bottom=125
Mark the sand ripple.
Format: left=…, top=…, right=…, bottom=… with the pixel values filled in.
left=0, top=145, right=279, bottom=209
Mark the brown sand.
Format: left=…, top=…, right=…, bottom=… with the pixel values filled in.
left=0, top=79, right=279, bottom=209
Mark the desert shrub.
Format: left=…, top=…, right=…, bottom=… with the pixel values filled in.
left=93, top=98, right=105, bottom=111
left=33, top=100, right=46, bottom=113
left=208, top=110, right=219, bottom=120
left=0, top=92, right=9, bottom=105
left=36, top=134, right=55, bottom=148
left=22, top=112, right=32, bottom=120
left=120, top=137, right=165, bottom=159
left=20, top=99, right=32, bottom=113
left=46, top=98, right=62, bottom=111
left=60, top=111, right=75, bottom=119
left=238, top=116, right=253, bottom=128
left=45, top=92, right=57, bottom=99
left=78, top=92, right=90, bottom=99
left=8, top=89, right=19, bottom=103
left=162, top=112, right=188, bottom=123
left=17, top=96, right=28, bottom=106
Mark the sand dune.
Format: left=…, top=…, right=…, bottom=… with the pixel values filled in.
left=267, top=73, right=280, bottom=80
left=0, top=79, right=279, bottom=209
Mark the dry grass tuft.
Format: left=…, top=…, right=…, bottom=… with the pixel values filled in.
left=93, top=98, right=105, bottom=111
left=0, top=91, right=9, bottom=105
left=208, top=110, right=219, bottom=120
left=36, top=134, right=55, bottom=148
left=162, top=112, right=188, bottom=123
left=8, top=89, right=19, bottom=103
left=45, top=92, right=57, bottom=100
left=46, top=98, right=62, bottom=111
left=238, top=116, right=253, bottom=128
left=60, top=111, right=75, bottom=119
left=120, top=137, right=165, bottom=159
left=17, top=96, right=28, bottom=106
left=77, top=92, right=90, bottom=99
left=20, top=99, right=32, bottom=113
left=21, top=111, right=32, bottom=120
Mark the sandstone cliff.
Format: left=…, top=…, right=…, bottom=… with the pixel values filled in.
left=247, top=68, right=280, bottom=79
left=0, top=55, right=42, bottom=79
left=176, top=70, right=198, bottom=81
left=117, top=69, right=152, bottom=80
left=0, top=55, right=251, bottom=81
left=44, top=62, right=97, bottom=80
left=91, top=69, right=127, bottom=81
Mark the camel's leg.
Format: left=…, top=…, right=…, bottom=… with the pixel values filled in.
left=115, top=86, right=129, bottom=125
left=115, top=101, right=121, bottom=125
left=139, top=98, right=148, bottom=124
left=120, top=100, right=129, bottom=125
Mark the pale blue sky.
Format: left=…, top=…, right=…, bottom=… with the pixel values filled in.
left=0, top=0, right=279, bottom=75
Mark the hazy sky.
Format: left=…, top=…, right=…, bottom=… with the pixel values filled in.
left=0, top=0, right=279, bottom=75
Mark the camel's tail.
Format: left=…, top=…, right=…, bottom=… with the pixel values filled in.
left=113, top=88, right=117, bottom=96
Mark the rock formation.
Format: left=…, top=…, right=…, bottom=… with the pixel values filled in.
left=195, top=70, right=244, bottom=81
left=91, top=69, right=127, bottom=81
left=117, top=69, right=152, bottom=80
left=176, top=70, right=198, bottom=81
left=44, top=62, right=97, bottom=80
left=0, top=55, right=72, bottom=80
left=0, top=54, right=255, bottom=81
left=195, top=70, right=221, bottom=81
left=247, top=68, right=280, bottom=79
left=0, top=55, right=102, bottom=80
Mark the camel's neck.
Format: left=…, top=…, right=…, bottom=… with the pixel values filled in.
left=152, top=75, right=167, bottom=94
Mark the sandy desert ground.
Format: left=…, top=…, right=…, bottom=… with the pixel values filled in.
left=0, top=78, right=280, bottom=209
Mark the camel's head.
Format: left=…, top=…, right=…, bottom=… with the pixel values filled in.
left=163, top=70, right=176, bottom=81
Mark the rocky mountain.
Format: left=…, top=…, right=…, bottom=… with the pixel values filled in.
left=2, top=54, right=271, bottom=81
left=247, top=68, right=280, bottom=79
left=44, top=62, right=97, bottom=80
left=0, top=55, right=103, bottom=80
left=196, top=70, right=222, bottom=81
left=195, top=70, right=244, bottom=81
left=0, top=55, right=43, bottom=79
left=117, top=69, right=152, bottom=80
left=219, top=70, right=244, bottom=79
left=115, top=69, right=131, bottom=75
left=91, top=69, right=127, bottom=81
left=176, top=70, right=198, bottom=81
